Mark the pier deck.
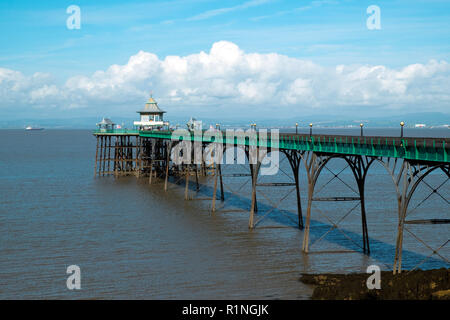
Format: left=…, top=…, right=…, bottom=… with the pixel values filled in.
left=93, top=128, right=450, bottom=274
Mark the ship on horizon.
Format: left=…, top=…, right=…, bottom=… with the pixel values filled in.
left=25, top=126, right=44, bottom=131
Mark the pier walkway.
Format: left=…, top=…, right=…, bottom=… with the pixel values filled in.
left=93, top=128, right=449, bottom=274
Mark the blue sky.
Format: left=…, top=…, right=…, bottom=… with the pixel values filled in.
left=0, top=0, right=449, bottom=123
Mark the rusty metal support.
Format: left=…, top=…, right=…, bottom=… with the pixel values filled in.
left=94, top=136, right=99, bottom=177
left=149, top=139, right=156, bottom=184
left=219, top=163, right=224, bottom=201
left=164, top=141, right=172, bottom=191
left=184, top=164, right=190, bottom=200
left=211, top=163, right=219, bottom=213
left=107, top=136, right=112, bottom=174
left=195, top=164, right=200, bottom=192
left=99, top=135, right=104, bottom=176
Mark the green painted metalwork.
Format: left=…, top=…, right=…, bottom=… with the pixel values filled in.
left=93, top=129, right=139, bottom=135
left=99, top=129, right=450, bottom=163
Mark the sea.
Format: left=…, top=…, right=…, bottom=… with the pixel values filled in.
left=0, top=128, right=448, bottom=299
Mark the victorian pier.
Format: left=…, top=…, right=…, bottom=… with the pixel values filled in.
left=93, top=96, right=449, bottom=274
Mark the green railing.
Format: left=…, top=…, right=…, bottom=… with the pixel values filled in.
left=93, top=129, right=140, bottom=135
left=276, top=135, right=448, bottom=163
left=129, top=130, right=450, bottom=163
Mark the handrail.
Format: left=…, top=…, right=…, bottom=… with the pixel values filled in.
left=138, top=130, right=449, bottom=163
left=93, top=129, right=140, bottom=134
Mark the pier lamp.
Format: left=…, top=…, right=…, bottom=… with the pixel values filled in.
left=360, top=123, right=364, bottom=137
left=309, top=123, right=313, bottom=137
left=400, top=121, right=405, bottom=137
left=295, top=123, right=298, bottom=134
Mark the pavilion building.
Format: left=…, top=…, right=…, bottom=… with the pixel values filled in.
left=96, top=118, right=116, bottom=132
left=134, top=95, right=169, bottom=130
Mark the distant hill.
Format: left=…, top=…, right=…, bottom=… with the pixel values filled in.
left=0, top=112, right=448, bottom=129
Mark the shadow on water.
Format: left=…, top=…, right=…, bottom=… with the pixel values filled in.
left=174, top=175, right=449, bottom=271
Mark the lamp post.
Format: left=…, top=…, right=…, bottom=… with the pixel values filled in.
left=360, top=123, right=364, bottom=137
left=309, top=123, right=313, bottom=137
left=295, top=122, right=298, bottom=134
left=400, top=121, right=405, bottom=138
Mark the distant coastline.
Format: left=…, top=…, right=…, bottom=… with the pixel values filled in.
left=0, top=111, right=449, bottom=130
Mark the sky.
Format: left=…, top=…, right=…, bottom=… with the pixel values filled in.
left=0, top=0, right=449, bottom=125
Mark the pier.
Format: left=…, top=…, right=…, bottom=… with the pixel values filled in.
left=94, top=127, right=449, bottom=274
left=93, top=98, right=449, bottom=275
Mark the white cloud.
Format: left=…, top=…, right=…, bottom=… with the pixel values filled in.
left=1, top=41, right=449, bottom=117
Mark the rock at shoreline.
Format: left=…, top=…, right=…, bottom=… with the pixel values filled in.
left=300, top=268, right=450, bottom=300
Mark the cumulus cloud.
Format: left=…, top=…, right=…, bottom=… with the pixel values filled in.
left=1, top=41, right=449, bottom=117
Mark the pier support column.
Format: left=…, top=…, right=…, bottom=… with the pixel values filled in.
left=380, top=159, right=448, bottom=274
left=107, top=136, right=112, bottom=175
left=210, top=143, right=225, bottom=213
left=302, top=152, right=328, bottom=253
left=149, top=139, right=156, bottom=184
left=99, top=136, right=104, bottom=176
left=119, top=136, right=124, bottom=175
left=211, top=163, right=219, bottom=212
left=195, top=164, right=200, bottom=192
left=283, top=149, right=305, bottom=229
left=219, top=163, right=224, bottom=201
left=94, top=136, right=99, bottom=177
left=184, top=164, right=190, bottom=200
left=249, top=163, right=257, bottom=229
left=301, top=153, right=375, bottom=254
left=127, top=136, right=133, bottom=173
left=114, top=137, right=119, bottom=177
left=249, top=163, right=258, bottom=214
left=136, top=136, right=141, bottom=178
left=164, top=141, right=172, bottom=191
left=249, top=156, right=263, bottom=229
left=100, top=136, right=104, bottom=176
left=211, top=162, right=224, bottom=212
left=201, top=159, right=207, bottom=176
left=210, top=163, right=227, bottom=212
left=346, top=156, right=375, bottom=255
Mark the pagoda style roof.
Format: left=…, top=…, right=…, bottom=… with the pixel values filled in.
left=96, top=117, right=115, bottom=126
left=137, top=97, right=166, bottom=114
